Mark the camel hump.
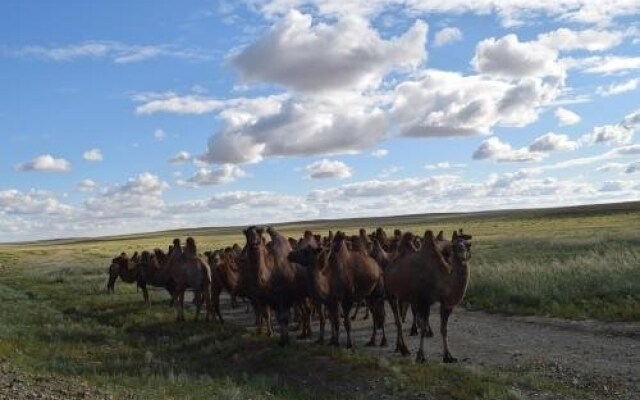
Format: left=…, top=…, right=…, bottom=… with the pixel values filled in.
left=185, top=237, right=197, bottom=256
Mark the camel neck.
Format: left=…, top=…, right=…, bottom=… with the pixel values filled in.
left=445, top=256, right=470, bottom=307
left=249, top=245, right=272, bottom=287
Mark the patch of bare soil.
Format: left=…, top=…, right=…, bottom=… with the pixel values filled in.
left=0, top=358, right=131, bottom=400
left=346, top=308, right=639, bottom=399
left=222, top=299, right=639, bottom=399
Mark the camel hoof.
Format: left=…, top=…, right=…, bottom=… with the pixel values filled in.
left=379, top=338, right=388, bottom=347
left=329, top=339, right=339, bottom=347
left=365, top=339, right=375, bottom=347
left=416, top=351, right=426, bottom=363
left=443, top=355, right=458, bottom=364
left=315, top=337, right=324, bottom=345
left=409, top=327, right=418, bottom=336
left=346, top=343, right=353, bottom=349
left=400, top=345, right=410, bottom=357
left=363, top=314, right=369, bottom=320
left=426, top=330, right=434, bottom=338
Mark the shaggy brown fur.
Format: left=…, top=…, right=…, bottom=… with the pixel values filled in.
left=385, top=230, right=472, bottom=363
left=165, top=238, right=214, bottom=322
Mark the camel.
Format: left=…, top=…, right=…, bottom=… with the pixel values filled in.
left=263, top=226, right=313, bottom=345
left=290, top=231, right=385, bottom=348
left=243, top=226, right=275, bottom=336
left=106, top=253, right=143, bottom=297
left=385, top=230, right=472, bottom=363
left=165, top=237, right=214, bottom=322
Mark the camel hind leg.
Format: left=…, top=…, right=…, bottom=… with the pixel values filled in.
left=342, top=302, right=354, bottom=349
left=415, top=306, right=431, bottom=363
left=315, top=303, right=326, bottom=344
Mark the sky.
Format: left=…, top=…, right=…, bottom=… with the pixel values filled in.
left=1, top=0, right=640, bottom=242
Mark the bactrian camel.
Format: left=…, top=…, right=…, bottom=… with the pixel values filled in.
left=385, top=230, right=471, bottom=363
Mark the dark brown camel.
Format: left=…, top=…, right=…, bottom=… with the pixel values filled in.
left=385, top=230, right=472, bottom=363
left=106, top=252, right=175, bottom=306
left=243, top=226, right=275, bottom=336
left=165, top=237, right=214, bottom=322
left=263, top=226, right=313, bottom=345
left=106, top=253, right=145, bottom=299
left=290, top=231, right=385, bottom=348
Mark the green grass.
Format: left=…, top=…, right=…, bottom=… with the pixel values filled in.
left=0, top=255, right=520, bottom=399
left=0, top=202, right=638, bottom=398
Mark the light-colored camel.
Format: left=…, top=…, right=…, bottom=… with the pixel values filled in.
left=385, top=230, right=471, bottom=363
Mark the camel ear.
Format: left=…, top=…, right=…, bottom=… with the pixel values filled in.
left=452, top=231, right=459, bottom=241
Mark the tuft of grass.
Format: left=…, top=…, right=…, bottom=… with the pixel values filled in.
left=468, top=239, right=640, bottom=321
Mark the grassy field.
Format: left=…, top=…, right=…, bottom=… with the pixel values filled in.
left=0, top=202, right=639, bottom=398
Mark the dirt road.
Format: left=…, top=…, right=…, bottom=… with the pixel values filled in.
left=223, top=299, right=640, bottom=399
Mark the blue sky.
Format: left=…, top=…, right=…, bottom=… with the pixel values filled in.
left=1, top=0, right=640, bottom=241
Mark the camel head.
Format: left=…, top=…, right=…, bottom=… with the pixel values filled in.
left=370, top=239, right=387, bottom=264
left=154, top=248, right=168, bottom=265
left=207, top=249, right=222, bottom=267
left=393, top=229, right=402, bottom=239
left=398, top=232, right=418, bottom=254
left=451, top=231, right=472, bottom=261
left=185, top=237, right=197, bottom=255
left=287, top=245, right=321, bottom=267
left=243, top=226, right=265, bottom=248
left=436, top=230, right=445, bottom=242
left=171, top=239, right=182, bottom=256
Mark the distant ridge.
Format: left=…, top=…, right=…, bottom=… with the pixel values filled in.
left=3, top=200, right=639, bottom=246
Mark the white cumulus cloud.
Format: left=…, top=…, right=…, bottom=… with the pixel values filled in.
left=529, top=132, right=579, bottom=152
left=15, top=155, right=71, bottom=172
left=180, top=165, right=246, bottom=187
left=555, top=107, right=581, bottom=126
left=305, top=159, right=352, bottom=179
left=473, top=137, right=544, bottom=163
left=231, top=10, right=428, bottom=91
left=434, top=27, right=463, bottom=47
left=82, top=148, right=103, bottom=162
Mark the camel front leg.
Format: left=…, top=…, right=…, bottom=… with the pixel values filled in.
left=389, top=296, right=409, bottom=356
left=212, top=287, right=223, bottom=323
left=440, top=305, right=457, bottom=363
left=276, top=301, right=291, bottom=347
left=328, top=303, right=340, bottom=347
left=106, top=275, right=117, bottom=294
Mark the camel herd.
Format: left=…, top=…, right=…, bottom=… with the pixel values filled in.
left=106, top=226, right=472, bottom=363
